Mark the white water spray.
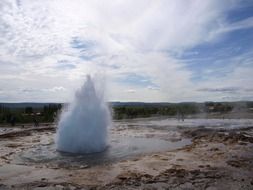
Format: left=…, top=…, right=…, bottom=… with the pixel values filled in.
left=56, top=75, right=111, bottom=154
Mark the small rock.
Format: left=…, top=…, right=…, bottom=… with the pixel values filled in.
left=37, top=183, right=47, bottom=187
left=1, top=156, right=8, bottom=160
left=69, top=185, right=76, bottom=190
left=55, top=184, right=64, bottom=189
left=209, top=147, right=219, bottom=151
left=80, top=165, right=88, bottom=169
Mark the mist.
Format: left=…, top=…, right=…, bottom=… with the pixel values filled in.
left=56, top=75, right=111, bottom=154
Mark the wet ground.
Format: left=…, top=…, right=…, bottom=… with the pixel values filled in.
left=0, top=118, right=253, bottom=189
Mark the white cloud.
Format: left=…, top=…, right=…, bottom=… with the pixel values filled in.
left=126, top=89, right=136, bottom=94
left=0, top=0, right=252, bottom=102
left=147, top=86, right=160, bottom=91
left=208, top=16, right=253, bottom=40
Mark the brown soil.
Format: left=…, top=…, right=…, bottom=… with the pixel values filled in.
left=0, top=122, right=253, bottom=190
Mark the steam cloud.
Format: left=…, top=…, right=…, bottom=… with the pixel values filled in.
left=56, top=75, right=111, bottom=154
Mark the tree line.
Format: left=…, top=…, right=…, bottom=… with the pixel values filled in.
left=113, top=103, right=199, bottom=119
left=0, top=102, right=239, bottom=125
left=0, top=104, right=62, bottom=125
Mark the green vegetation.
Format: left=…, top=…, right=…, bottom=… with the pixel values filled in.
left=0, top=101, right=246, bottom=125
left=113, top=103, right=199, bottom=119
left=0, top=104, right=62, bottom=125
left=204, top=102, right=233, bottom=113
left=247, top=102, right=253, bottom=108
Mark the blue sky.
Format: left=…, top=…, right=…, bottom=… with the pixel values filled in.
left=181, top=27, right=253, bottom=81
left=0, top=0, right=253, bottom=102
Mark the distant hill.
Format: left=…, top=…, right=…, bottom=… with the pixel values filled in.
left=0, top=101, right=252, bottom=109
left=0, top=101, right=252, bottom=123
left=0, top=102, right=61, bottom=109
left=110, top=102, right=198, bottom=107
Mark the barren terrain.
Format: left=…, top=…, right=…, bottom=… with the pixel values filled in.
left=0, top=118, right=253, bottom=190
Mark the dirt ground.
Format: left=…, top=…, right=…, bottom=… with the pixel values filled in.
left=0, top=119, right=253, bottom=190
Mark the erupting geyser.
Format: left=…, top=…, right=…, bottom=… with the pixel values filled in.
left=56, top=75, right=111, bottom=154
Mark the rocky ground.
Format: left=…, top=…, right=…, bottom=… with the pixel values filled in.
left=0, top=119, right=253, bottom=190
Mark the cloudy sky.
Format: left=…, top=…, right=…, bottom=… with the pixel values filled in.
left=0, top=0, right=253, bottom=102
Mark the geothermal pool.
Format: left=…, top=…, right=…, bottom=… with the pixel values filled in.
left=16, top=137, right=190, bottom=168
left=12, top=118, right=253, bottom=168
left=14, top=123, right=191, bottom=168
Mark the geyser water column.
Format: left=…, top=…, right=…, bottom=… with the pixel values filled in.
left=56, top=75, right=111, bottom=154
